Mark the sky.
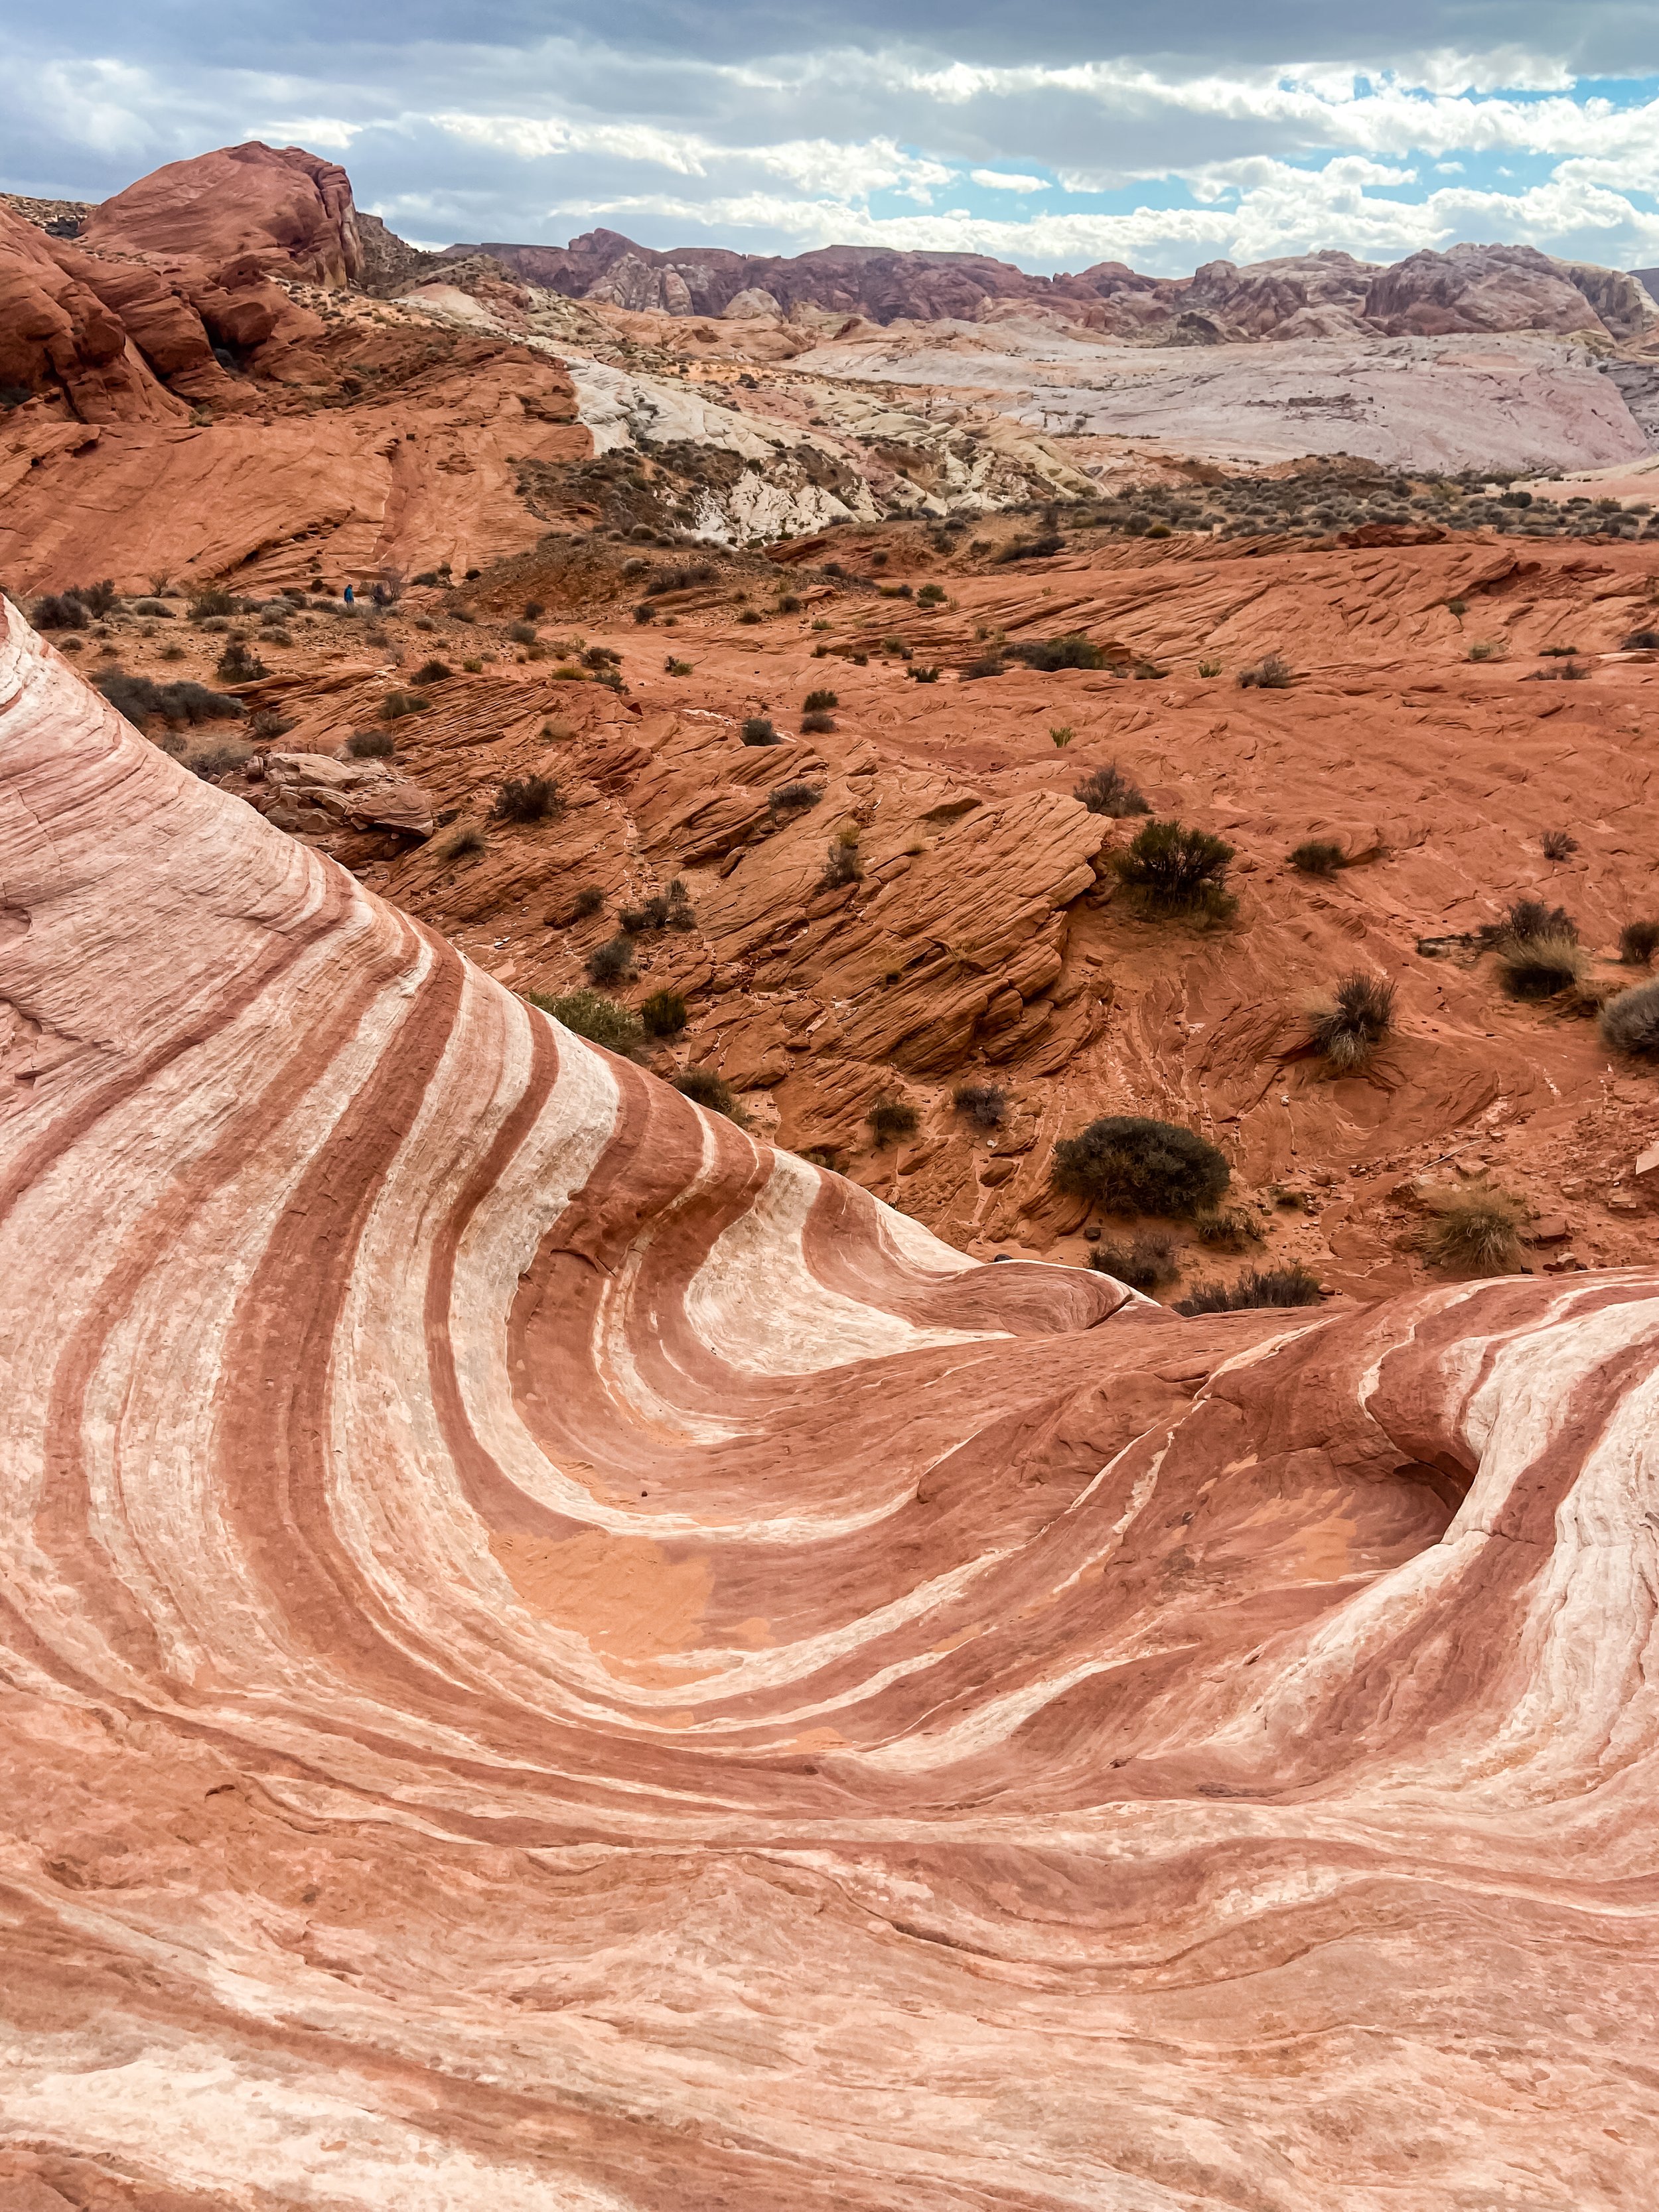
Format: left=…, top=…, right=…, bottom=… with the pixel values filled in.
left=9, top=1, right=1659, bottom=275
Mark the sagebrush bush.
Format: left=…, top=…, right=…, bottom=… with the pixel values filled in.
left=492, top=774, right=561, bottom=824
left=95, top=669, right=243, bottom=727
left=1194, top=1207, right=1263, bottom=1250
left=1237, top=652, right=1293, bottom=689
left=33, top=593, right=89, bottom=631
left=675, top=1066, right=745, bottom=1121
left=525, top=988, right=643, bottom=1056
left=1289, top=839, right=1345, bottom=875
left=1490, top=896, right=1577, bottom=945
left=1540, top=828, right=1578, bottom=860
left=215, top=638, right=267, bottom=683
left=346, top=728, right=395, bottom=758
left=953, top=1081, right=1008, bottom=1129
left=1052, top=1115, right=1229, bottom=1217
left=572, top=884, right=606, bottom=918
left=1494, top=930, right=1585, bottom=999
left=1009, top=634, right=1108, bottom=671
left=508, top=621, right=538, bottom=644
left=412, top=658, right=453, bottom=684
left=768, top=780, right=823, bottom=818
left=800, top=711, right=835, bottom=733
left=820, top=827, right=863, bottom=888
left=1619, top=918, right=1659, bottom=965
left=640, top=987, right=688, bottom=1037
left=1599, top=977, right=1659, bottom=1058
left=1307, top=972, right=1396, bottom=1071
left=803, top=687, right=839, bottom=712
left=867, top=1096, right=920, bottom=1146
left=741, top=715, right=780, bottom=746
left=380, top=689, right=431, bottom=721
left=1073, top=762, right=1150, bottom=817
left=586, top=933, right=637, bottom=984
left=188, top=588, right=236, bottom=621
left=1176, top=1265, right=1323, bottom=1313
left=1088, top=1231, right=1179, bottom=1291
left=618, top=880, right=694, bottom=934
left=437, top=825, right=487, bottom=861
left=1111, top=819, right=1236, bottom=916
left=1421, top=1182, right=1526, bottom=1273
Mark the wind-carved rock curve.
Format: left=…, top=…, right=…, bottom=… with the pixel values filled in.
left=1, top=598, right=1656, bottom=2207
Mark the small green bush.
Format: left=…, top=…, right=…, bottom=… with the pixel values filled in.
left=916, top=583, right=947, bottom=606
left=1175, top=1265, right=1323, bottom=1313
left=523, top=989, right=644, bottom=1056
left=1009, top=634, right=1108, bottom=672
left=867, top=1096, right=920, bottom=1146
left=676, top=1066, right=745, bottom=1121
left=1052, top=1115, right=1229, bottom=1217
left=1088, top=1231, right=1179, bottom=1291
left=585, top=934, right=636, bottom=984
left=346, top=728, right=396, bottom=759
left=492, top=774, right=561, bottom=824
left=1307, top=972, right=1395, bottom=1071
left=804, top=687, right=839, bottom=711
left=640, top=987, right=689, bottom=1037
left=1599, top=977, right=1659, bottom=1058
left=1289, top=839, right=1345, bottom=875
left=1111, top=819, right=1236, bottom=916
left=1074, top=762, right=1149, bottom=817
left=953, top=1080, right=1007, bottom=1129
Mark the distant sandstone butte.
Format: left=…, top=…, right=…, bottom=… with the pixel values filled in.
left=81, top=139, right=363, bottom=287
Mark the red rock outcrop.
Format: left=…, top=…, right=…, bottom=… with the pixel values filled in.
left=0, top=205, right=184, bottom=421
left=4, top=596, right=1659, bottom=2207
left=81, top=140, right=363, bottom=288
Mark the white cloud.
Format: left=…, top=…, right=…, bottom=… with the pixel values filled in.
left=970, top=169, right=1046, bottom=192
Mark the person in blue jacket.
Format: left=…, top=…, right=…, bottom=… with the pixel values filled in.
left=343, top=582, right=355, bottom=606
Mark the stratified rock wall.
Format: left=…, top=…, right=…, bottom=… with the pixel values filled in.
left=3, top=602, right=1658, bottom=2205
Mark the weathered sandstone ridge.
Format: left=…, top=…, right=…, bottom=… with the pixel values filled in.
left=4, top=599, right=1659, bottom=2209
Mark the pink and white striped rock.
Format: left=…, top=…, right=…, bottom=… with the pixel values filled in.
left=2, top=598, right=1656, bottom=2209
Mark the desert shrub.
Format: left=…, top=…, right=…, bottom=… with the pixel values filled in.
left=962, top=655, right=1007, bottom=679
left=379, top=689, right=431, bottom=721
left=1618, top=918, right=1659, bottom=965
left=993, top=532, right=1064, bottom=563
left=866, top=1096, right=920, bottom=1146
left=1421, top=1182, right=1526, bottom=1273
left=215, top=638, right=268, bottom=683
left=916, top=583, right=947, bottom=606
left=1467, top=638, right=1507, bottom=662
left=1051, top=1115, right=1229, bottom=1217
left=910, top=665, right=940, bottom=683
left=1289, top=839, right=1346, bottom=875
left=182, top=738, right=255, bottom=780
left=346, top=728, right=396, bottom=759
left=1307, top=972, right=1396, bottom=1071
left=188, top=588, right=236, bottom=621
left=583, top=645, right=620, bottom=669
left=820, top=827, right=864, bottom=888
left=412, top=658, right=452, bottom=683
left=250, top=708, right=295, bottom=742
left=572, top=884, right=606, bottom=918
left=632, top=602, right=656, bottom=624
left=1009, top=634, right=1108, bottom=672
left=769, top=780, right=824, bottom=818
left=675, top=1066, right=745, bottom=1121
left=741, top=715, right=780, bottom=746
left=1197, top=657, right=1222, bottom=677
left=664, top=656, right=693, bottom=675
left=1599, top=977, right=1659, bottom=1059
left=1088, top=1231, right=1179, bottom=1291
left=437, top=825, right=487, bottom=861
left=95, top=669, right=244, bottom=726
left=645, top=563, right=717, bottom=597
left=737, top=609, right=764, bottom=626
left=1175, top=1265, right=1323, bottom=1313
left=800, top=710, right=835, bottom=733
left=804, top=688, right=838, bottom=711
left=586, top=933, right=636, bottom=984
left=525, top=988, right=643, bottom=1056
left=1111, top=819, right=1236, bottom=916
left=492, top=774, right=561, bottom=824
left=1624, top=628, right=1659, bottom=649
left=64, top=579, right=117, bottom=616
left=33, top=593, right=89, bottom=631
left=1237, top=652, right=1293, bottom=689
left=1194, top=1206, right=1263, bottom=1249
left=640, top=987, right=688, bottom=1038
left=953, top=1080, right=1008, bottom=1129
left=1490, top=896, right=1576, bottom=945
left=1493, top=930, right=1585, bottom=999
left=777, top=593, right=802, bottom=614
left=133, top=598, right=173, bottom=618
left=619, top=879, right=694, bottom=934
left=1073, top=762, right=1150, bottom=817
left=508, top=621, right=538, bottom=645
left=1050, top=725, right=1074, bottom=748
left=1540, top=828, right=1578, bottom=860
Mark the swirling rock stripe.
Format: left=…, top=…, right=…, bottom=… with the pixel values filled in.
left=1, top=601, right=1656, bottom=2209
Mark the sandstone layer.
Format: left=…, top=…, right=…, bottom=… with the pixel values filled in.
left=5, top=598, right=1659, bottom=2210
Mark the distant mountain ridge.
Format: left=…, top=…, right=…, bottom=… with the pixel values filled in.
left=451, top=227, right=1659, bottom=344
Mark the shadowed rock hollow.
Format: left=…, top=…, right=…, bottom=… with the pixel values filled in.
left=3, top=602, right=1659, bottom=2207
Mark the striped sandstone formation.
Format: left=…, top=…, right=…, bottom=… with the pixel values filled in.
left=2, top=601, right=1657, bottom=2207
